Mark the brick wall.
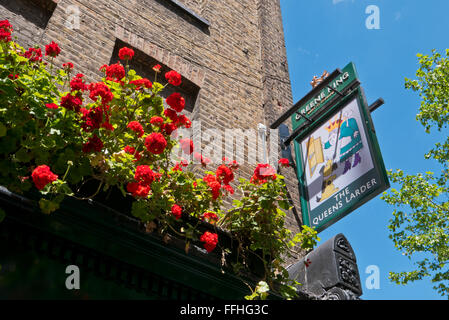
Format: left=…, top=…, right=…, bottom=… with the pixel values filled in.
left=1, top=0, right=304, bottom=263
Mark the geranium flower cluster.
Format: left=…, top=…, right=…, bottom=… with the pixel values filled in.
left=118, top=47, right=135, bottom=61
left=200, top=231, right=219, bottom=253
left=171, top=204, right=183, bottom=220
left=278, top=158, right=290, bottom=167
left=0, top=20, right=13, bottom=43
left=202, top=158, right=238, bottom=200
left=2, top=24, right=321, bottom=297
left=124, top=145, right=142, bottom=162
left=250, top=163, right=277, bottom=184
left=23, top=47, right=42, bottom=62
left=104, top=63, right=125, bottom=82
left=4, top=22, right=295, bottom=261
left=127, top=121, right=145, bottom=138
left=145, top=132, right=167, bottom=155
left=127, top=165, right=155, bottom=198
left=45, top=41, right=61, bottom=58
left=163, top=94, right=191, bottom=130
left=31, top=165, right=58, bottom=190
left=201, top=212, right=218, bottom=224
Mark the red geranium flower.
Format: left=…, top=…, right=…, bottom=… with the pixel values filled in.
left=118, top=47, right=134, bottom=60
left=162, top=122, right=178, bottom=137
left=0, top=20, right=13, bottom=42
left=216, top=164, right=234, bottom=185
left=150, top=116, right=164, bottom=127
left=62, top=62, right=74, bottom=70
left=88, top=82, right=113, bottom=104
left=80, top=106, right=103, bottom=132
left=0, top=29, right=11, bottom=43
left=222, top=184, right=234, bottom=195
left=216, top=164, right=234, bottom=181
left=172, top=162, right=183, bottom=172
left=154, top=172, right=162, bottom=181
left=124, top=145, right=142, bottom=161
left=278, top=158, right=290, bottom=167
left=171, top=204, right=183, bottom=220
left=70, top=73, right=88, bottom=92
left=23, top=47, right=42, bottom=62
left=60, top=93, right=82, bottom=112
left=145, top=132, right=167, bottom=154
left=31, top=165, right=58, bottom=190
left=82, top=135, right=104, bottom=153
left=153, top=64, right=162, bottom=72
left=166, top=92, right=185, bottom=112
left=45, top=41, right=61, bottom=58
left=127, top=182, right=151, bottom=198
left=127, top=121, right=144, bottom=137
left=251, top=163, right=277, bottom=184
left=45, top=103, right=58, bottom=109
left=165, top=70, right=182, bottom=86
left=203, top=174, right=221, bottom=200
left=176, top=114, right=191, bottom=128
left=134, top=165, right=155, bottom=185
left=105, top=63, right=125, bottom=82
left=164, top=108, right=178, bottom=122
left=201, top=212, right=218, bottom=224
left=130, top=78, right=152, bottom=90
left=0, top=20, right=13, bottom=32
left=200, top=231, right=218, bottom=253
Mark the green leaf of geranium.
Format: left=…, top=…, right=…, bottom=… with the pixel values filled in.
left=39, top=199, right=59, bottom=214
left=0, top=123, right=7, bottom=137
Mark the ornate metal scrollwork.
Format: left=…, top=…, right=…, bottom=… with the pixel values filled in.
left=321, top=287, right=360, bottom=300
left=336, top=236, right=354, bottom=260
left=338, top=257, right=360, bottom=290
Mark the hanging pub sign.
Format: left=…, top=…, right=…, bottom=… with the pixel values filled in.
left=290, top=62, right=389, bottom=233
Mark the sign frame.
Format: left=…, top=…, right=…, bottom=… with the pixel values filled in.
left=293, top=86, right=389, bottom=233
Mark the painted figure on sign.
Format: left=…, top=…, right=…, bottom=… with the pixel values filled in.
left=323, top=111, right=363, bottom=175
left=315, top=118, right=341, bottom=203
left=338, top=109, right=363, bottom=174
left=316, top=158, right=338, bottom=203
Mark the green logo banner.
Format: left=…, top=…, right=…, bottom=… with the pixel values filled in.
left=291, top=62, right=359, bottom=130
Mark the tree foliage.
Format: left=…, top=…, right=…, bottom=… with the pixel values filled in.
left=381, top=49, right=449, bottom=297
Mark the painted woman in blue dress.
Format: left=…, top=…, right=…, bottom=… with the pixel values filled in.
left=324, top=109, right=363, bottom=175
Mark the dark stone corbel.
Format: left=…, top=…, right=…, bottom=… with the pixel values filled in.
left=287, top=233, right=363, bottom=300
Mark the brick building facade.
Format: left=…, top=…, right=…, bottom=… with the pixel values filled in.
left=1, top=0, right=303, bottom=261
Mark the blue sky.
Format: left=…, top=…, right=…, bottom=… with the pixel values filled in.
left=279, top=0, right=448, bottom=300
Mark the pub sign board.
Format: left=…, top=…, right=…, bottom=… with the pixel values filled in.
left=292, top=73, right=389, bottom=233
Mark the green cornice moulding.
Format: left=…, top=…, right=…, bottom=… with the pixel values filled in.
left=0, top=187, right=267, bottom=300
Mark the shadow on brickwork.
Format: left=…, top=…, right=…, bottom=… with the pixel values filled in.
left=153, top=0, right=210, bottom=34
left=110, top=38, right=200, bottom=113
left=0, top=0, right=56, bottom=30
